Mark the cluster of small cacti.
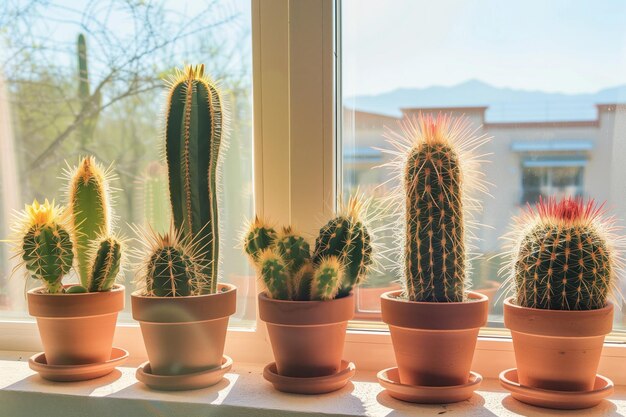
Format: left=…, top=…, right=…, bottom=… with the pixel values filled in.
left=13, top=156, right=123, bottom=294
left=504, top=197, right=622, bottom=311
left=133, top=64, right=226, bottom=297
left=243, top=196, right=373, bottom=301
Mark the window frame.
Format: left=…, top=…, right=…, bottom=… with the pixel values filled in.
left=2, top=0, right=626, bottom=385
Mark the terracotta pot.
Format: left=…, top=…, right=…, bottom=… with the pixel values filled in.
left=27, top=284, right=125, bottom=366
left=131, top=283, right=236, bottom=376
left=381, top=290, right=488, bottom=387
left=258, top=292, right=354, bottom=378
left=504, top=297, right=613, bottom=391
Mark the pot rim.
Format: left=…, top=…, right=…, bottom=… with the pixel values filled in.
left=380, top=290, right=489, bottom=330
left=503, top=297, right=614, bottom=337
left=258, top=292, right=355, bottom=326
left=27, top=284, right=125, bottom=318
left=131, top=283, right=237, bottom=324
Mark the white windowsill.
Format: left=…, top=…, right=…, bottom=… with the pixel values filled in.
left=2, top=351, right=626, bottom=417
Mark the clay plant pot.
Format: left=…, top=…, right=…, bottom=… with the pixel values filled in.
left=504, top=297, right=613, bottom=391
left=131, top=283, right=236, bottom=376
left=381, top=290, right=489, bottom=387
left=27, top=284, right=125, bottom=366
left=474, top=280, right=500, bottom=309
left=258, top=292, right=354, bottom=378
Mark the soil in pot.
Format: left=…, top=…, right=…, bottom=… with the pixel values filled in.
left=381, top=290, right=488, bottom=387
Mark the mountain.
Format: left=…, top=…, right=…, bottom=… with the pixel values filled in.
left=345, top=80, right=626, bottom=122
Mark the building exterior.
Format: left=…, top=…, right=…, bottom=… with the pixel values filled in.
left=343, top=104, right=626, bottom=254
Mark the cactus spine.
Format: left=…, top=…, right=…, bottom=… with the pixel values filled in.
left=17, top=200, right=74, bottom=293
left=68, top=156, right=111, bottom=288
left=165, top=64, right=224, bottom=294
left=508, top=197, right=622, bottom=310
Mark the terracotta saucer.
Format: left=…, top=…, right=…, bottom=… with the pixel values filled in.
left=29, top=347, right=129, bottom=382
left=263, top=360, right=355, bottom=394
left=377, top=367, right=482, bottom=403
left=136, top=355, right=232, bottom=391
left=499, top=368, right=614, bottom=410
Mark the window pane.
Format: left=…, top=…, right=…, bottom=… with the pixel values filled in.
left=0, top=0, right=255, bottom=326
left=341, top=0, right=626, bottom=333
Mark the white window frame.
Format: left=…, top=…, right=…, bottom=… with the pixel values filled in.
left=2, top=0, right=626, bottom=384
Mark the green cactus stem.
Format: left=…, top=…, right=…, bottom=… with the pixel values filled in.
left=313, top=196, right=373, bottom=297
left=243, top=217, right=277, bottom=264
left=68, top=156, right=111, bottom=288
left=258, top=250, right=291, bottom=300
left=310, top=257, right=343, bottom=301
left=275, top=227, right=311, bottom=276
left=511, top=197, right=618, bottom=310
left=146, top=244, right=194, bottom=297
left=76, top=33, right=101, bottom=150
left=165, top=64, right=225, bottom=294
left=142, top=162, right=171, bottom=235
left=18, top=200, right=74, bottom=294
left=88, top=236, right=122, bottom=292
left=292, top=261, right=314, bottom=301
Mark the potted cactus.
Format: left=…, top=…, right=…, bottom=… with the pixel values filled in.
left=500, top=197, right=622, bottom=408
left=378, top=114, right=490, bottom=403
left=131, top=65, right=236, bottom=391
left=243, top=196, right=373, bottom=394
left=14, top=156, right=125, bottom=381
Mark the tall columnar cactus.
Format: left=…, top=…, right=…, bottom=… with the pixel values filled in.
left=165, top=64, right=225, bottom=294
left=88, top=236, right=122, bottom=292
left=134, top=225, right=206, bottom=297
left=507, top=197, right=622, bottom=310
left=76, top=33, right=101, bottom=150
left=16, top=200, right=74, bottom=294
left=67, top=156, right=111, bottom=288
left=313, top=196, right=373, bottom=297
left=387, top=114, right=489, bottom=303
left=142, top=162, right=171, bottom=235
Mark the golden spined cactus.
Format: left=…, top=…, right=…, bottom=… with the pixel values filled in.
left=503, top=197, right=625, bottom=310
left=132, top=224, right=207, bottom=297
left=14, top=199, right=74, bottom=294
left=66, top=156, right=114, bottom=288
left=382, top=113, right=490, bottom=302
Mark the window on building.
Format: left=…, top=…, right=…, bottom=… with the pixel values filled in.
left=341, top=0, right=626, bottom=331
left=0, top=0, right=255, bottom=326
left=521, top=165, right=584, bottom=205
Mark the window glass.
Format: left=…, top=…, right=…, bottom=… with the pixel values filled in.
left=0, top=0, right=255, bottom=326
left=341, top=0, right=626, bottom=332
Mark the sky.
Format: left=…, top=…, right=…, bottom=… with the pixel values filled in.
left=342, top=0, right=626, bottom=96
